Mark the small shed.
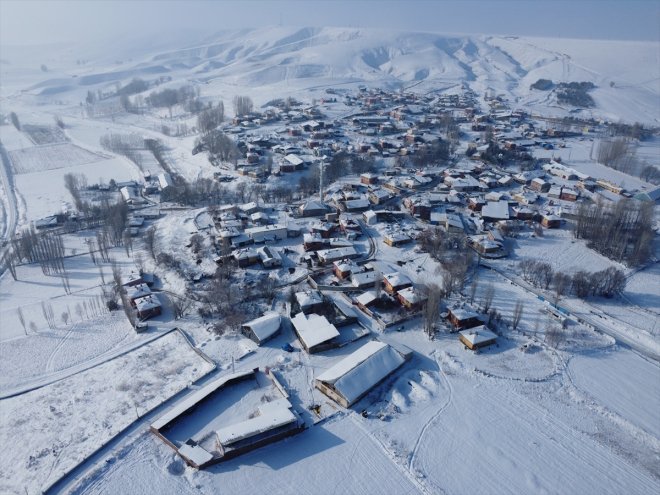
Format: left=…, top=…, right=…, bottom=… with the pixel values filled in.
left=459, top=325, right=497, bottom=350
left=241, top=313, right=282, bottom=345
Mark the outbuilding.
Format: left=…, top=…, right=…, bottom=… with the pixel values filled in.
left=315, top=340, right=412, bottom=407
left=241, top=313, right=282, bottom=345
left=459, top=325, right=497, bottom=350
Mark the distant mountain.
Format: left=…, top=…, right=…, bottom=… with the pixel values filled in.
left=21, top=27, right=660, bottom=124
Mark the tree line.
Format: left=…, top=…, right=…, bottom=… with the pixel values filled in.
left=573, top=199, right=654, bottom=266
left=519, top=259, right=627, bottom=300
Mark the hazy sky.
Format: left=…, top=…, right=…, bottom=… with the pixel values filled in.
left=1, top=0, right=659, bottom=46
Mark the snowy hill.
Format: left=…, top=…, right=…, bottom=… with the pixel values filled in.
left=2, top=27, right=658, bottom=124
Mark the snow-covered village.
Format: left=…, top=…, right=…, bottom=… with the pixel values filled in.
left=0, top=2, right=659, bottom=494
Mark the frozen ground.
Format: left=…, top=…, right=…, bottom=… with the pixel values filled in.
left=568, top=349, right=660, bottom=438
left=0, top=330, right=214, bottom=495
left=76, top=413, right=422, bottom=495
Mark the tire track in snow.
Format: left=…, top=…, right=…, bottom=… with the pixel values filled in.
left=45, top=324, right=78, bottom=373
left=348, top=412, right=432, bottom=495
left=408, top=351, right=453, bottom=474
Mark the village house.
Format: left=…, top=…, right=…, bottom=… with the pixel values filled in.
left=368, top=188, right=393, bottom=205
left=396, top=286, right=427, bottom=310
left=351, top=270, right=380, bottom=289
left=560, top=188, right=579, bottom=201
left=257, top=246, right=281, bottom=268
left=383, top=272, right=413, bottom=294
left=360, top=172, right=378, bottom=185
left=383, top=231, right=413, bottom=247
left=295, top=290, right=325, bottom=314
left=447, top=307, right=482, bottom=330
left=126, top=283, right=152, bottom=307
left=333, top=259, right=361, bottom=280
left=291, top=312, right=340, bottom=354
left=232, top=248, right=260, bottom=267
left=241, top=313, right=282, bottom=345
left=135, top=294, right=162, bottom=321
left=298, top=200, right=330, bottom=217
left=317, top=246, right=360, bottom=265
left=541, top=213, right=561, bottom=228
left=244, top=224, right=287, bottom=243
left=530, top=178, right=551, bottom=193
left=459, top=325, right=498, bottom=350
left=481, top=201, right=511, bottom=222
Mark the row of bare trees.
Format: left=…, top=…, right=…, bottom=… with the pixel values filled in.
left=197, top=103, right=225, bottom=135
left=594, top=137, right=658, bottom=183
left=519, top=259, right=626, bottom=300
left=573, top=199, right=654, bottom=266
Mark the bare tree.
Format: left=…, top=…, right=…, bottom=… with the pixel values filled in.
left=61, top=311, right=70, bottom=326
left=595, top=137, right=639, bottom=175
left=468, top=276, right=479, bottom=304
left=422, top=284, right=443, bottom=339
left=171, top=294, right=193, bottom=320
left=512, top=300, right=524, bottom=331
left=2, top=251, right=17, bottom=281
left=16, top=308, right=27, bottom=335
left=134, top=253, right=144, bottom=274
left=545, top=325, right=563, bottom=349
left=482, top=284, right=495, bottom=313
left=232, top=95, right=253, bottom=117
left=75, top=303, right=84, bottom=322
left=144, top=226, right=157, bottom=260
left=552, top=272, right=571, bottom=305
left=373, top=270, right=382, bottom=299
left=9, top=112, right=20, bottom=130
left=197, top=103, right=225, bottom=135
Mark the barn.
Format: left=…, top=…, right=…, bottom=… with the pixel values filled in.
left=315, top=340, right=412, bottom=407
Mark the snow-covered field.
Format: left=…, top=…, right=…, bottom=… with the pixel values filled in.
left=569, top=349, right=660, bottom=438
left=0, top=329, right=214, bottom=495
left=0, top=25, right=658, bottom=495
left=9, top=143, right=104, bottom=174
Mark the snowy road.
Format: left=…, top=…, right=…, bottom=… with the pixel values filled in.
left=481, top=262, right=660, bottom=362
left=0, top=140, right=18, bottom=242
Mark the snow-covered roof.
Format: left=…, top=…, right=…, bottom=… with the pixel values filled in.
left=284, top=153, right=304, bottom=166
left=355, top=291, right=377, bottom=306
left=135, top=295, right=160, bottom=311
left=216, top=400, right=296, bottom=447
left=316, top=340, right=407, bottom=405
left=351, top=271, right=379, bottom=287
left=151, top=370, right=255, bottom=431
left=383, top=272, right=412, bottom=288
left=158, top=172, right=173, bottom=189
left=397, top=286, right=426, bottom=305
left=317, top=246, right=358, bottom=262
left=242, top=313, right=281, bottom=342
left=295, top=290, right=323, bottom=310
left=127, top=283, right=151, bottom=301
left=481, top=201, right=511, bottom=220
left=291, top=312, right=339, bottom=350
left=178, top=444, right=214, bottom=467
left=449, top=307, right=480, bottom=321
left=459, top=325, right=498, bottom=345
